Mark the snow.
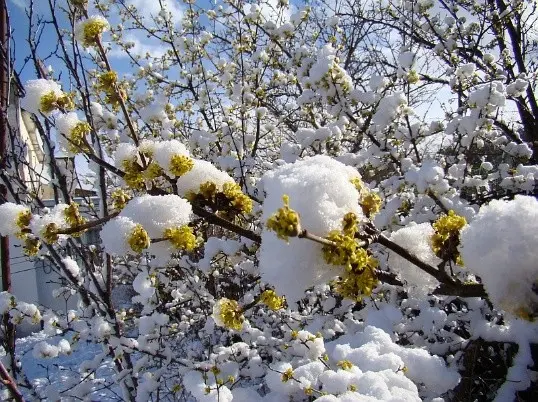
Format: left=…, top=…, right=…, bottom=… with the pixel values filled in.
left=198, top=237, right=242, bottom=273
left=232, top=387, right=261, bottom=401
left=327, top=326, right=460, bottom=397
left=132, top=269, right=156, bottom=300
left=296, top=126, right=335, bottom=147
left=29, top=204, right=69, bottom=241
left=388, top=223, right=441, bottom=297
left=21, top=79, right=63, bottom=115
left=138, top=312, right=169, bottom=335
left=8, top=331, right=118, bottom=401
left=152, top=139, right=191, bottom=176
left=0, top=202, right=30, bottom=236
left=6, top=2, right=538, bottom=401
left=259, top=155, right=363, bottom=303
left=455, top=63, right=475, bottom=80
left=404, top=160, right=449, bottom=194
left=101, top=194, right=192, bottom=256
left=0, top=291, right=15, bottom=314
left=33, top=341, right=59, bottom=358
left=290, top=331, right=325, bottom=360
left=182, top=370, right=233, bottom=402
left=62, top=257, right=81, bottom=278
left=114, top=142, right=139, bottom=167
left=398, top=51, right=416, bottom=69
left=55, top=112, right=84, bottom=155
left=176, top=158, right=234, bottom=196
left=100, top=215, right=141, bottom=255
left=120, top=194, right=192, bottom=238
left=460, top=195, right=538, bottom=318
left=506, top=78, right=528, bottom=97
left=139, top=96, right=168, bottom=123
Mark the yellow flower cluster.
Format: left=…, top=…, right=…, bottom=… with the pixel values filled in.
left=323, top=231, right=362, bottom=269
left=360, top=192, right=382, bottom=218
left=304, top=386, right=314, bottom=396
left=337, top=360, right=354, bottom=370
left=213, top=298, right=244, bottom=331
left=96, top=71, right=126, bottom=110
left=188, top=181, right=252, bottom=215
left=222, top=182, right=252, bottom=214
left=67, top=122, right=92, bottom=154
left=335, top=262, right=378, bottom=302
left=259, top=289, right=285, bottom=311
left=121, top=153, right=187, bottom=189
left=43, top=223, right=60, bottom=244
left=121, top=159, right=146, bottom=190
left=127, top=224, right=150, bottom=253
left=96, top=71, right=117, bottom=92
left=266, top=195, right=300, bottom=241
left=64, top=202, right=87, bottom=230
left=350, top=177, right=363, bottom=192
left=407, top=70, right=420, bottom=84
left=119, top=152, right=193, bottom=189
left=281, top=367, right=294, bottom=383
left=23, top=237, right=41, bottom=257
left=163, top=225, right=197, bottom=251
left=322, top=213, right=379, bottom=300
left=350, top=177, right=382, bottom=218
left=197, top=181, right=217, bottom=200
left=169, top=155, right=194, bottom=177
left=341, top=211, right=358, bottom=235
left=431, top=210, right=467, bottom=264
left=144, top=162, right=163, bottom=180
left=318, top=62, right=353, bottom=100
left=39, top=91, right=75, bottom=114
left=111, top=189, right=131, bottom=210
left=15, top=210, right=32, bottom=239
left=80, top=17, right=108, bottom=47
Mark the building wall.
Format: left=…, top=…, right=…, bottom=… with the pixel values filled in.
left=5, top=210, right=100, bottom=336
left=2, top=94, right=99, bottom=335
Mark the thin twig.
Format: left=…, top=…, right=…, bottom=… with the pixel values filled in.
left=191, top=205, right=261, bottom=243
left=298, top=229, right=337, bottom=247
left=54, top=211, right=120, bottom=235
left=375, top=234, right=487, bottom=298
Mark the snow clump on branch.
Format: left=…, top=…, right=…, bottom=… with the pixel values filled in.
left=75, top=15, right=109, bottom=48
left=101, top=194, right=193, bottom=256
left=176, top=158, right=235, bottom=197
left=55, top=112, right=91, bottom=155
left=0, top=202, right=31, bottom=237
left=22, top=79, right=73, bottom=116
left=259, top=155, right=364, bottom=303
left=460, top=195, right=538, bottom=320
left=388, top=223, right=442, bottom=297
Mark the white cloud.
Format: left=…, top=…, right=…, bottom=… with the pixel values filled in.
left=124, top=0, right=183, bottom=26
left=89, top=0, right=183, bottom=60
left=9, top=0, right=69, bottom=12
left=9, top=0, right=26, bottom=11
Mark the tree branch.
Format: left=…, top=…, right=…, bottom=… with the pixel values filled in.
left=0, top=360, right=25, bottom=402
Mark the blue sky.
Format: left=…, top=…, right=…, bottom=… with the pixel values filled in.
left=7, top=0, right=187, bottom=82
left=8, top=0, right=73, bottom=82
